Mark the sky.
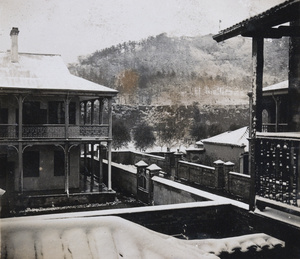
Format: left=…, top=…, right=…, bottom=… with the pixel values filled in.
left=0, top=0, right=285, bottom=64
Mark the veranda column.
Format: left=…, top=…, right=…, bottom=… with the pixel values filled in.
left=83, top=144, right=88, bottom=191
left=64, top=97, right=70, bottom=195
left=288, top=18, right=300, bottom=203
left=65, top=97, right=70, bottom=139
left=18, top=94, right=23, bottom=192
left=288, top=18, right=300, bottom=131
left=98, top=144, right=103, bottom=191
left=65, top=144, right=69, bottom=196
left=83, top=101, right=88, bottom=190
left=83, top=101, right=87, bottom=125
left=107, top=97, right=113, bottom=191
left=249, top=36, right=264, bottom=211
left=90, top=144, right=95, bottom=192
left=91, top=100, right=95, bottom=125
left=99, top=98, right=104, bottom=124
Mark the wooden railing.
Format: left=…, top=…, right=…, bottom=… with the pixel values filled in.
left=0, top=124, right=109, bottom=140
left=255, top=133, right=299, bottom=207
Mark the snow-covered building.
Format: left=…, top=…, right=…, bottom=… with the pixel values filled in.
left=201, top=127, right=249, bottom=173
left=262, top=80, right=289, bottom=132
left=0, top=28, right=118, bottom=213
left=213, top=0, right=300, bottom=213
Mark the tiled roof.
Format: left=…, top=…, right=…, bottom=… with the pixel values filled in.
left=213, top=0, right=300, bottom=42
left=202, top=126, right=249, bottom=151
left=0, top=52, right=118, bottom=95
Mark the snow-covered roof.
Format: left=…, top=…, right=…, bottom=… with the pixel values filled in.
left=202, top=127, right=249, bottom=151
left=0, top=51, right=118, bottom=95
left=263, top=80, right=288, bottom=96
left=1, top=215, right=284, bottom=258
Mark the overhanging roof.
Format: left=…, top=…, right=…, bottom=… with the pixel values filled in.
left=263, top=80, right=288, bottom=96
left=213, top=0, right=300, bottom=42
left=0, top=52, right=118, bottom=96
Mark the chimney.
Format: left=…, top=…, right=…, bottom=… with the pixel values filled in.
left=10, top=27, right=19, bottom=63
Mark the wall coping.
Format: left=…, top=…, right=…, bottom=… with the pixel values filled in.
left=229, top=171, right=251, bottom=178
left=152, top=176, right=248, bottom=210
left=103, top=159, right=137, bottom=174
left=178, top=160, right=215, bottom=170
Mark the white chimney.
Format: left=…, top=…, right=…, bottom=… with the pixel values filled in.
left=10, top=27, right=19, bottom=63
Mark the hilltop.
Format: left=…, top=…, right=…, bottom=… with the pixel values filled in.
left=69, top=33, right=288, bottom=106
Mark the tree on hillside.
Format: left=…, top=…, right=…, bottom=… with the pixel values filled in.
left=208, top=123, right=223, bottom=137
left=190, top=102, right=207, bottom=141
left=116, top=69, right=139, bottom=104
left=112, top=120, right=131, bottom=150
left=190, top=124, right=207, bottom=141
left=133, top=122, right=156, bottom=152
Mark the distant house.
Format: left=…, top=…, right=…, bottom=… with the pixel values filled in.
left=0, top=28, right=118, bottom=212
left=185, top=141, right=205, bottom=163
left=201, top=127, right=249, bottom=173
left=262, top=80, right=288, bottom=132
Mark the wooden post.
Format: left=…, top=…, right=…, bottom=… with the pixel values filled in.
left=288, top=19, right=300, bottom=131
left=65, top=144, right=69, bottom=196
left=64, top=97, right=69, bottom=139
left=84, top=144, right=87, bottom=191
left=18, top=95, right=23, bottom=192
left=83, top=101, right=87, bottom=125
left=91, top=100, right=94, bottom=125
left=107, top=98, right=113, bottom=191
left=98, top=144, right=103, bottom=192
left=249, top=36, right=264, bottom=211
left=99, top=98, right=104, bottom=124
left=107, top=141, right=112, bottom=191
left=90, top=144, right=94, bottom=192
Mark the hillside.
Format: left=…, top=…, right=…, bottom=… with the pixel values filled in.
left=69, top=33, right=289, bottom=106
left=68, top=33, right=288, bottom=146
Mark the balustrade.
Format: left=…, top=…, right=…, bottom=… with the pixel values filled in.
left=0, top=124, right=109, bottom=140
left=262, top=123, right=288, bottom=132
left=255, top=136, right=299, bottom=207
left=0, top=124, right=17, bottom=139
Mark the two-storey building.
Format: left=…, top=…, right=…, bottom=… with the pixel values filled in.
left=0, top=28, right=118, bottom=212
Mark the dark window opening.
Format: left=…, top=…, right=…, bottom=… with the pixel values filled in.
left=49, top=102, right=76, bottom=124
left=54, top=150, right=65, bottom=176
left=0, top=108, right=8, bottom=124
left=23, top=151, right=39, bottom=177
left=23, top=102, right=47, bottom=124
left=0, top=156, right=7, bottom=179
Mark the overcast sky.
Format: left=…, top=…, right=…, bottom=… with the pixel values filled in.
left=0, top=0, right=285, bottom=64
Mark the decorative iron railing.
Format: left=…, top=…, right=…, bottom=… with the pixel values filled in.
left=0, top=124, right=109, bottom=140
left=0, top=124, right=17, bottom=139
left=262, top=123, right=288, bottom=132
left=255, top=136, right=299, bottom=207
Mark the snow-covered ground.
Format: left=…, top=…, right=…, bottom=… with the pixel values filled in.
left=1, top=215, right=284, bottom=259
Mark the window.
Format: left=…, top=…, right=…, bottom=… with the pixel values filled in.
left=23, top=102, right=47, bottom=124
left=0, top=108, right=8, bottom=124
left=54, top=150, right=65, bottom=176
left=23, top=151, right=39, bottom=177
left=49, top=102, right=76, bottom=124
